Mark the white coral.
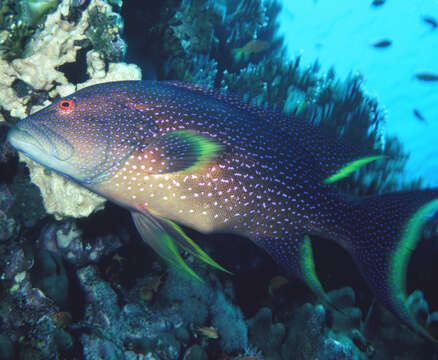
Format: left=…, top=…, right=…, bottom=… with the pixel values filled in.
left=0, top=0, right=142, bottom=219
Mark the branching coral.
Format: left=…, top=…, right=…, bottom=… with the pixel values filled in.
left=0, top=20, right=35, bottom=62
left=85, top=6, right=126, bottom=62
left=0, top=0, right=61, bottom=61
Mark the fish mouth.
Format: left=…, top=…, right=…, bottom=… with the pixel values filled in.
left=7, top=127, right=44, bottom=157
left=7, top=126, right=74, bottom=162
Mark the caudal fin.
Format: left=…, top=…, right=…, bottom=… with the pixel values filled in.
left=350, top=189, right=438, bottom=341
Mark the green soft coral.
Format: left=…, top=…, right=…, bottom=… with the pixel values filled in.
left=0, top=0, right=16, bottom=29
left=18, top=0, right=60, bottom=27
left=0, top=21, right=35, bottom=61
left=85, top=6, right=126, bottom=62
left=0, top=0, right=60, bottom=61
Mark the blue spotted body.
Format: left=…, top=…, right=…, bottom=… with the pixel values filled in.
left=7, top=81, right=438, bottom=341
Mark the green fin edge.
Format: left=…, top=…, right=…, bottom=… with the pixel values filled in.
left=153, top=227, right=203, bottom=282
left=299, top=235, right=330, bottom=303
left=388, top=198, right=438, bottom=342
left=132, top=212, right=203, bottom=282
left=165, top=219, right=233, bottom=274
left=323, top=155, right=386, bottom=184
left=171, top=130, right=223, bottom=174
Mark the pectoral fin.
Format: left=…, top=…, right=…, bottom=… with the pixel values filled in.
left=145, top=130, right=223, bottom=174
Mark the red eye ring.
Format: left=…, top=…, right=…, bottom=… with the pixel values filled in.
left=58, top=99, right=75, bottom=111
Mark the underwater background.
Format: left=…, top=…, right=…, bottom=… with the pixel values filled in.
left=0, top=0, right=437, bottom=359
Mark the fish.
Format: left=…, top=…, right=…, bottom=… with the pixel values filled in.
left=422, top=16, right=437, bottom=30
left=415, top=71, right=438, bottom=82
left=370, top=39, right=392, bottom=48
left=232, top=40, right=269, bottom=62
left=7, top=80, right=438, bottom=342
left=197, top=326, right=219, bottom=339
left=268, top=275, right=288, bottom=295
left=371, top=0, right=385, bottom=7
left=413, top=109, right=426, bottom=123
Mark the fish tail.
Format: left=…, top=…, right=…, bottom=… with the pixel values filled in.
left=348, top=189, right=438, bottom=341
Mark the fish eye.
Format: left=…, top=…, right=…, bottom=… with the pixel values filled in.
left=58, top=99, right=75, bottom=112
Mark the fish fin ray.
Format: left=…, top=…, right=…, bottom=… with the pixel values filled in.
left=323, top=155, right=387, bottom=184
left=351, top=190, right=438, bottom=342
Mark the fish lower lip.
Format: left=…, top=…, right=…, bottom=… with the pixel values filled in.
left=7, top=127, right=46, bottom=154
left=7, top=128, right=33, bottom=146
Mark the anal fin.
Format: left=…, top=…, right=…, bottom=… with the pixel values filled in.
left=258, top=234, right=330, bottom=305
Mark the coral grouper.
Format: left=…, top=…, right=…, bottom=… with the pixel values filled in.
left=7, top=80, right=438, bottom=341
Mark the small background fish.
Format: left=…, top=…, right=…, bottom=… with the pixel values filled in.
left=415, top=71, right=438, bottom=82
left=371, top=39, right=392, bottom=48
left=232, top=40, right=269, bottom=62
left=422, top=16, right=437, bottom=30
left=371, top=0, right=385, bottom=7
left=413, top=108, right=426, bottom=123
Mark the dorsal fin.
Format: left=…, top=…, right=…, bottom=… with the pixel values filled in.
left=166, top=81, right=384, bottom=183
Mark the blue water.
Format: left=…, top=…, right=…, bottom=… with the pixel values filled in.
left=279, top=0, right=438, bottom=186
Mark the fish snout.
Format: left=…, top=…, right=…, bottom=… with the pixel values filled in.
left=7, top=122, right=74, bottom=161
